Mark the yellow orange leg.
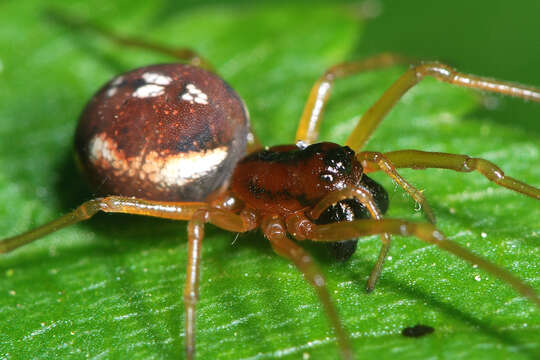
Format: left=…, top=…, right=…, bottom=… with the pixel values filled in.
left=47, top=9, right=215, bottom=71
left=262, top=216, right=353, bottom=360
left=295, top=53, right=411, bottom=144
left=345, top=62, right=540, bottom=152
left=293, top=218, right=540, bottom=310
left=308, top=186, right=391, bottom=291
left=382, top=150, right=540, bottom=199
left=357, top=151, right=436, bottom=223
left=184, top=208, right=258, bottom=360
left=0, top=197, right=208, bottom=253
left=184, top=211, right=205, bottom=360
left=0, top=196, right=258, bottom=252
left=0, top=195, right=258, bottom=360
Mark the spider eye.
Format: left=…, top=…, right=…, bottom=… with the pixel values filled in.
left=320, top=173, right=334, bottom=183
left=324, top=146, right=354, bottom=175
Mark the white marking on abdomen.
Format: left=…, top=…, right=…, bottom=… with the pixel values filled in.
left=133, top=84, right=166, bottom=98
left=142, top=72, right=172, bottom=85
left=132, top=72, right=173, bottom=98
left=181, top=83, right=209, bottom=105
left=88, top=133, right=228, bottom=187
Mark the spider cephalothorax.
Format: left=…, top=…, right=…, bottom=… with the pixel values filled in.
left=231, top=142, right=365, bottom=214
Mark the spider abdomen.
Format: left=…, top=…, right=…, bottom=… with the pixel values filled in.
left=75, top=64, right=250, bottom=201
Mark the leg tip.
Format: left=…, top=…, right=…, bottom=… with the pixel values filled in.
left=365, top=282, right=375, bottom=293
left=185, top=346, right=195, bottom=360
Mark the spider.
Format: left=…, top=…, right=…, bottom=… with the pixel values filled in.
left=1, top=14, right=540, bottom=360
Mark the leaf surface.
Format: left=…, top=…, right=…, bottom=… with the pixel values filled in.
left=0, top=1, right=539, bottom=359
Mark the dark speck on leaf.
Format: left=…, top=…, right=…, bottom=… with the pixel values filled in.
left=402, top=324, right=435, bottom=338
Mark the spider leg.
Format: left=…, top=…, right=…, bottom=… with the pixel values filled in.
left=0, top=196, right=257, bottom=253
left=345, top=62, right=540, bottom=152
left=185, top=211, right=205, bottom=360
left=295, top=53, right=411, bottom=144
left=0, top=195, right=259, bottom=359
left=379, top=150, right=540, bottom=199
left=46, top=9, right=214, bottom=70
left=357, top=151, right=436, bottom=223
left=184, top=208, right=258, bottom=360
left=293, top=218, right=540, bottom=309
left=308, top=187, right=391, bottom=292
left=262, top=216, right=353, bottom=360
left=0, top=197, right=204, bottom=253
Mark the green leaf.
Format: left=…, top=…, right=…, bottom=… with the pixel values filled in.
left=0, top=1, right=539, bottom=359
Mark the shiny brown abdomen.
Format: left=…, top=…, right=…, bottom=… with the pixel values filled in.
left=75, top=64, right=249, bottom=201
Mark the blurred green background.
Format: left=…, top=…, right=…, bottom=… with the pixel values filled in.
left=0, top=0, right=538, bottom=359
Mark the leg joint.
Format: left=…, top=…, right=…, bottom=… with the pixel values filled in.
left=414, top=62, right=456, bottom=82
